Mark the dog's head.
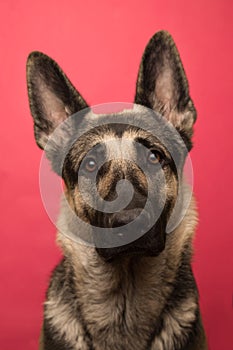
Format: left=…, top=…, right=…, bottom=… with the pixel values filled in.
left=26, top=31, right=196, bottom=261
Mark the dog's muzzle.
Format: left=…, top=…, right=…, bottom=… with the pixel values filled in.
left=95, top=207, right=166, bottom=261
left=111, top=208, right=150, bottom=229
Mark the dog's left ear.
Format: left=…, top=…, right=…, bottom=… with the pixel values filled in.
left=135, top=31, right=196, bottom=150
left=26, top=51, right=88, bottom=149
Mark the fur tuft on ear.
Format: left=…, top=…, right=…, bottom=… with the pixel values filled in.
left=135, top=31, right=197, bottom=150
left=26, top=51, right=88, bottom=149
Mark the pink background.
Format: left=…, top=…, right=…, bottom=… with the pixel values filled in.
left=0, top=1, right=232, bottom=349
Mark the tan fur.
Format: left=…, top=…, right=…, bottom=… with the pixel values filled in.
left=151, top=297, right=197, bottom=350
left=44, top=296, right=89, bottom=350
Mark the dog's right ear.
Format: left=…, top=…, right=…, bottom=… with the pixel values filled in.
left=134, top=31, right=196, bottom=150
left=26, top=52, right=88, bottom=149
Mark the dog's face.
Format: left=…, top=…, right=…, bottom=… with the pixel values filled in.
left=26, top=31, right=196, bottom=261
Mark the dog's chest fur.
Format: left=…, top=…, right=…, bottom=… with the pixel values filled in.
left=43, top=208, right=201, bottom=350
left=44, top=259, right=197, bottom=350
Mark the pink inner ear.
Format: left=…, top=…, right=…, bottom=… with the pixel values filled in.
left=152, top=67, right=195, bottom=132
left=154, top=67, right=176, bottom=117
left=41, top=88, right=68, bottom=127
left=33, top=73, right=69, bottom=129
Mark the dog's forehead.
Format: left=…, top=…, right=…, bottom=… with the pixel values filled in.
left=73, top=106, right=186, bottom=164
left=80, top=107, right=158, bottom=144
left=99, top=129, right=138, bottom=159
left=82, top=105, right=153, bottom=129
left=82, top=110, right=156, bottom=159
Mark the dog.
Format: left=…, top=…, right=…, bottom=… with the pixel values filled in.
left=26, top=30, right=207, bottom=350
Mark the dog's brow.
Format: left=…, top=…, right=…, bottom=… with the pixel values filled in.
left=135, top=137, right=158, bottom=150
left=89, top=143, right=105, bottom=156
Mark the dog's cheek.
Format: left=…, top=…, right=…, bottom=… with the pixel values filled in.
left=164, top=171, right=179, bottom=219
left=65, top=188, right=90, bottom=224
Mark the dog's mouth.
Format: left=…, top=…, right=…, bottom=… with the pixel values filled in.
left=94, top=208, right=166, bottom=261
left=108, top=208, right=150, bottom=232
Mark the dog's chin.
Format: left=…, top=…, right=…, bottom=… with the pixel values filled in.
left=95, top=226, right=166, bottom=262
left=96, top=245, right=164, bottom=262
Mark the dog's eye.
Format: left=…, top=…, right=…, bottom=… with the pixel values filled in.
left=84, top=157, right=97, bottom=172
left=147, top=150, right=162, bottom=165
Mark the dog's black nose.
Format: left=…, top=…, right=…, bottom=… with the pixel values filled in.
left=111, top=208, right=150, bottom=231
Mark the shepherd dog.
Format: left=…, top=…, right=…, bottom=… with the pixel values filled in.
left=26, top=30, right=207, bottom=350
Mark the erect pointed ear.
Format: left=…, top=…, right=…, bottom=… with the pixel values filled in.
left=135, top=31, right=197, bottom=150
left=26, top=51, right=88, bottom=149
